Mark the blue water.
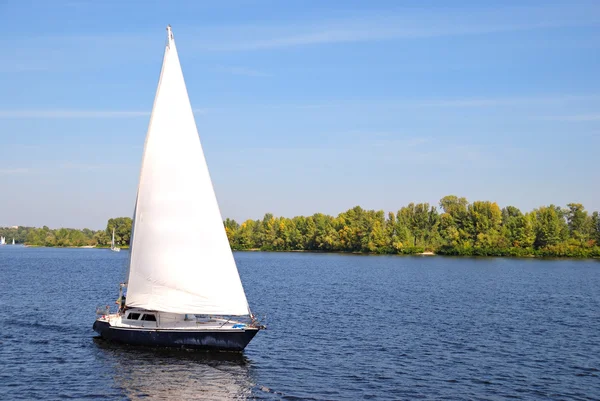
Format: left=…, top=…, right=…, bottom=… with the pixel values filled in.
left=0, top=247, right=599, bottom=400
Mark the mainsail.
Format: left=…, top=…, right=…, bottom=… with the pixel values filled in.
left=125, top=26, right=250, bottom=316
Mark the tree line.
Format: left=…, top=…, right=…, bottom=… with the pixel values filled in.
left=2, top=196, right=599, bottom=257
left=224, top=196, right=600, bottom=258
left=1, top=218, right=132, bottom=248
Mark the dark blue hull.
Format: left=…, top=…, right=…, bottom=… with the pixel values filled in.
left=93, top=320, right=259, bottom=351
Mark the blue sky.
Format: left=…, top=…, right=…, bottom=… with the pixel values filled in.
left=0, top=0, right=598, bottom=229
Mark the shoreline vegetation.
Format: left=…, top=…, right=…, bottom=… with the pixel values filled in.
left=1, top=196, right=599, bottom=258
left=2, top=217, right=132, bottom=250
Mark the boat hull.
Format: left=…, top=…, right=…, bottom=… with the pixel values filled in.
left=93, top=320, right=259, bottom=351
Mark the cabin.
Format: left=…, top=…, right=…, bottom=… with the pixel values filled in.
left=118, top=308, right=247, bottom=330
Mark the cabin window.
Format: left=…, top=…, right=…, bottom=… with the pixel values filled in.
left=127, top=313, right=141, bottom=320
left=141, top=314, right=156, bottom=322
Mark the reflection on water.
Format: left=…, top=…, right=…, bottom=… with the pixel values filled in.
left=93, top=338, right=257, bottom=400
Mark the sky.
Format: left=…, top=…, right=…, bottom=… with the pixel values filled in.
left=0, top=0, right=599, bottom=229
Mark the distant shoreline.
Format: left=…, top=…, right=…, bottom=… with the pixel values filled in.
left=239, top=248, right=437, bottom=256
left=11, top=246, right=599, bottom=259
left=232, top=249, right=599, bottom=259
left=4, top=197, right=600, bottom=259
left=23, top=245, right=130, bottom=249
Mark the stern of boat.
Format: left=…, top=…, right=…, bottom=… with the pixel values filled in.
left=93, top=312, right=119, bottom=335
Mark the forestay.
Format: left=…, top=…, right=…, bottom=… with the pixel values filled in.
left=125, top=26, right=250, bottom=315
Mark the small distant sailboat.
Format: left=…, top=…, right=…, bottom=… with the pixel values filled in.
left=93, top=26, right=262, bottom=351
left=0, top=236, right=5, bottom=245
left=12, top=238, right=15, bottom=245
left=110, top=228, right=121, bottom=252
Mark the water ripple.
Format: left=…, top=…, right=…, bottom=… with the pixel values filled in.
left=0, top=248, right=599, bottom=399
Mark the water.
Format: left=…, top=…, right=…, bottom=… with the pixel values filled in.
left=0, top=247, right=599, bottom=400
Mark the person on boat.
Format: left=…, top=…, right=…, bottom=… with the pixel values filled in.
left=117, top=290, right=127, bottom=313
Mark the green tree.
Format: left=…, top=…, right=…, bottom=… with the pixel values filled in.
left=468, top=201, right=502, bottom=247
left=385, top=212, right=397, bottom=250
left=234, top=219, right=258, bottom=250
left=224, top=218, right=239, bottom=247
left=533, top=206, right=563, bottom=248
left=396, top=206, right=416, bottom=248
left=337, top=206, right=368, bottom=252
left=439, top=213, right=460, bottom=247
left=566, top=203, right=592, bottom=243
left=439, top=195, right=472, bottom=246
left=106, top=217, right=132, bottom=246
left=313, top=213, right=339, bottom=251
left=94, top=230, right=110, bottom=246
left=362, top=210, right=387, bottom=253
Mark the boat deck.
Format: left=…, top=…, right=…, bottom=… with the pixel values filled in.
left=98, top=309, right=250, bottom=331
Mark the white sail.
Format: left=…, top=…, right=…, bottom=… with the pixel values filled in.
left=12, top=238, right=15, bottom=245
left=111, top=228, right=115, bottom=248
left=125, top=26, right=250, bottom=316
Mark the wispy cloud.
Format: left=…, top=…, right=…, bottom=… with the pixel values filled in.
left=0, top=168, right=31, bottom=175
left=188, top=4, right=600, bottom=51
left=0, top=110, right=149, bottom=119
left=0, top=95, right=597, bottom=120
left=238, top=139, right=496, bottom=170
left=0, top=163, right=133, bottom=175
left=58, top=162, right=133, bottom=171
left=217, top=66, right=270, bottom=77
left=407, top=95, right=600, bottom=108
left=346, top=131, right=433, bottom=148
left=1, top=3, right=596, bottom=77
left=537, top=113, right=600, bottom=121
left=351, top=134, right=493, bottom=167
left=231, top=94, right=600, bottom=110
left=0, top=64, right=51, bottom=73
left=0, top=109, right=209, bottom=119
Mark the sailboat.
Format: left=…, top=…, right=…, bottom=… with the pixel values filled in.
left=93, top=26, right=262, bottom=351
left=12, top=238, right=15, bottom=245
left=110, top=228, right=121, bottom=252
left=0, top=236, right=5, bottom=245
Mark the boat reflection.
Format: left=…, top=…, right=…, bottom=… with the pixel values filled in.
left=93, top=338, right=256, bottom=400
